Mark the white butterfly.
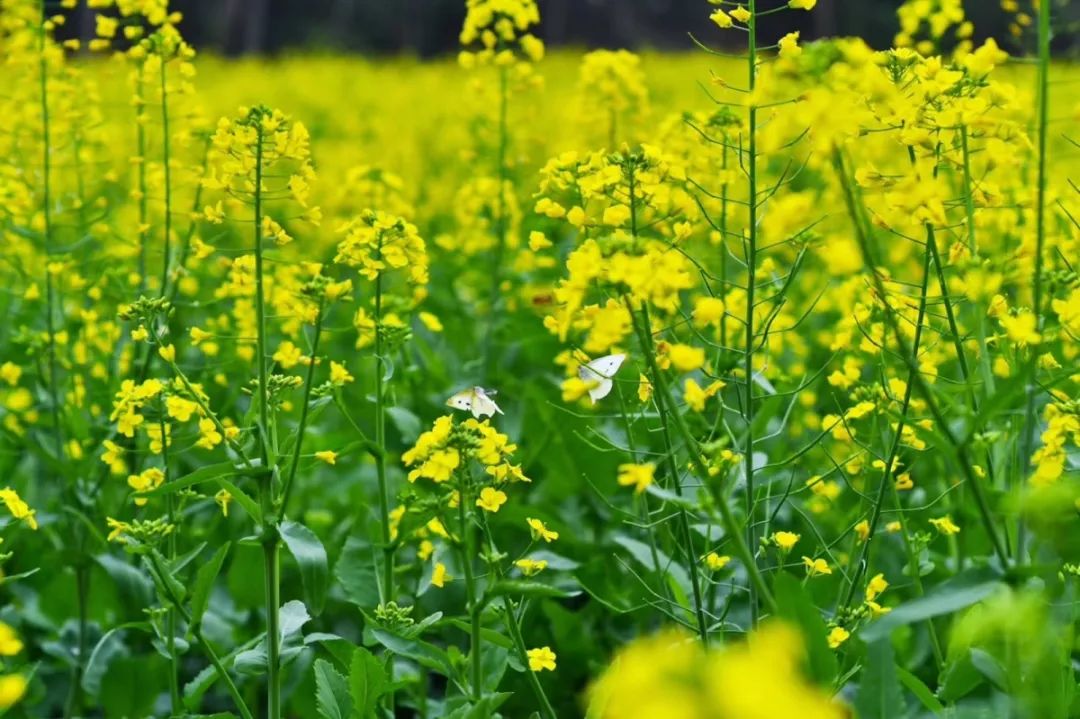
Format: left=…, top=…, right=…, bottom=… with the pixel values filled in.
left=445, top=386, right=503, bottom=418
left=577, top=353, right=626, bottom=404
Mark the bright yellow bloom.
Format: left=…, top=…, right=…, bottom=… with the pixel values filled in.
left=705, top=552, right=731, bottom=571
left=709, top=9, right=733, bottom=28
left=527, top=517, right=559, bottom=542
left=617, top=463, right=655, bottom=493
left=802, top=556, right=832, bottom=577
left=929, top=515, right=960, bottom=535
left=772, top=531, right=800, bottom=552
left=329, top=361, right=354, bottom=386
left=667, top=344, right=705, bottom=372
left=0, top=674, right=27, bottom=710
left=730, top=6, right=751, bottom=23
left=315, top=450, right=337, bottom=465
left=527, top=646, right=557, bottom=672
left=432, top=561, right=451, bottom=588
left=826, top=626, right=849, bottom=649
left=865, top=573, right=889, bottom=602
left=476, top=486, right=508, bottom=513
left=0, top=488, right=37, bottom=530
left=516, top=558, right=548, bottom=576
left=0, top=623, right=23, bottom=656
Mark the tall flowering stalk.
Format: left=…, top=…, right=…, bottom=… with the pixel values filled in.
left=457, top=0, right=543, bottom=373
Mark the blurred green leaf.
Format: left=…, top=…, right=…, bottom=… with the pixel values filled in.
left=349, top=646, right=388, bottom=718
left=190, top=542, right=231, bottom=633
left=861, top=566, right=1005, bottom=642
left=771, top=572, right=837, bottom=687
left=314, top=657, right=353, bottom=719
left=281, top=520, right=329, bottom=615
left=855, top=637, right=905, bottom=719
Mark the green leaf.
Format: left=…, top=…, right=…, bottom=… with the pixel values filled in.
left=314, top=658, right=353, bottom=719
left=861, top=566, right=1005, bottom=642
left=348, top=646, right=388, bottom=718
left=369, top=626, right=454, bottom=678
left=217, top=478, right=262, bottom=523
left=281, top=520, right=329, bottom=615
left=386, top=406, right=422, bottom=443
left=144, top=550, right=186, bottom=603
left=855, top=638, right=905, bottom=719
left=336, top=535, right=380, bottom=609
left=897, top=667, right=944, bottom=714
left=443, top=693, right=512, bottom=719
left=190, top=542, right=231, bottom=633
left=771, top=572, right=837, bottom=686
left=147, top=461, right=237, bottom=496
left=486, top=580, right=572, bottom=602
left=81, top=626, right=133, bottom=697
left=95, top=553, right=154, bottom=608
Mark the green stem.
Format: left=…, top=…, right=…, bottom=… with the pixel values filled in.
left=1018, top=0, right=1052, bottom=560
left=162, top=415, right=181, bottom=713
left=250, top=118, right=282, bottom=719
left=136, top=62, right=149, bottom=295
left=638, top=306, right=710, bottom=646
left=499, top=596, right=557, bottom=719
left=614, top=385, right=670, bottom=600
left=625, top=296, right=776, bottom=614
left=475, top=516, right=557, bottom=719
left=279, top=295, right=326, bottom=518
left=456, top=478, right=482, bottom=699
left=262, top=535, right=281, bottom=719
left=841, top=226, right=931, bottom=611
left=373, top=246, right=394, bottom=604
left=742, top=0, right=760, bottom=625
left=252, top=123, right=271, bottom=467
left=959, top=125, right=998, bottom=463
left=159, top=56, right=172, bottom=294
left=833, top=149, right=1010, bottom=569
left=483, top=64, right=510, bottom=377
left=147, top=553, right=254, bottom=719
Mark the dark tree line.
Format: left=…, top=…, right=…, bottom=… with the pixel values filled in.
left=64, top=0, right=1080, bottom=56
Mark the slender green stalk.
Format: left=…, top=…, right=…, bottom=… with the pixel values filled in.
left=371, top=236, right=396, bottom=715
left=741, top=0, right=761, bottom=624
left=614, top=385, right=670, bottom=600
left=1018, top=0, right=1052, bottom=560
left=159, top=55, right=172, bottom=293
left=625, top=296, right=776, bottom=614
left=251, top=119, right=282, bottom=719
left=279, top=295, right=326, bottom=517
left=833, top=149, right=1009, bottom=568
left=136, top=63, right=149, bottom=295
left=958, top=127, right=996, bottom=395
left=638, top=306, right=710, bottom=646
left=147, top=553, right=254, bottom=719
left=161, top=415, right=181, bottom=714
left=841, top=228, right=931, bottom=610
left=499, top=595, right=557, bottom=719
left=252, top=124, right=271, bottom=466
left=719, top=140, right=729, bottom=350
left=624, top=159, right=707, bottom=635
left=456, top=476, right=482, bottom=699
left=39, top=12, right=83, bottom=717
left=373, top=239, right=394, bottom=604
left=475, top=515, right=557, bottom=718
left=483, top=64, right=510, bottom=376
left=262, top=537, right=281, bottom=719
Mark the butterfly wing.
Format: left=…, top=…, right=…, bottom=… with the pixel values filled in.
left=470, top=387, right=503, bottom=418
left=578, top=353, right=626, bottom=403
left=446, top=390, right=474, bottom=412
